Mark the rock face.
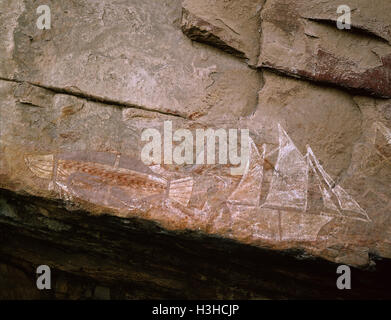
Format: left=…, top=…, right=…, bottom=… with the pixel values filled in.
left=299, top=0, right=391, bottom=45
left=181, top=0, right=263, bottom=65
left=0, top=0, right=391, bottom=299
left=258, top=0, right=391, bottom=98
left=3, top=0, right=261, bottom=120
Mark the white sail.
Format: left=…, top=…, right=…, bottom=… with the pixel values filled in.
left=228, top=138, right=264, bottom=206
left=374, top=122, right=391, bottom=145
left=307, top=153, right=340, bottom=213
left=320, top=186, right=339, bottom=212
left=307, top=147, right=370, bottom=222
left=262, top=124, right=308, bottom=212
left=333, top=185, right=370, bottom=220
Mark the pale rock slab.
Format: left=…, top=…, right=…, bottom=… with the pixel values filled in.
left=2, top=72, right=389, bottom=267
left=1, top=0, right=391, bottom=270
left=258, top=0, right=391, bottom=98
left=300, top=0, right=391, bottom=45
left=181, top=0, right=263, bottom=65
left=0, top=0, right=24, bottom=79
left=6, top=0, right=261, bottom=120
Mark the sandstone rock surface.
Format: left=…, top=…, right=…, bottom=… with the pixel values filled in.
left=181, top=0, right=263, bottom=65
left=258, top=0, right=391, bottom=98
left=1, top=0, right=391, bottom=299
left=300, top=0, right=391, bottom=45
left=2, top=0, right=261, bottom=120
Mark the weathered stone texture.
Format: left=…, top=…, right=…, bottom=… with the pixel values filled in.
left=258, top=0, right=391, bottom=98
left=300, top=0, right=391, bottom=44
left=1, top=0, right=391, bottom=299
left=4, top=0, right=261, bottom=120
left=181, top=0, right=263, bottom=65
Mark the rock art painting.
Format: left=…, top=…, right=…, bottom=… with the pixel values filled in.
left=374, top=121, right=391, bottom=152
left=25, top=151, right=194, bottom=213
left=3, top=0, right=391, bottom=299
left=25, top=124, right=371, bottom=243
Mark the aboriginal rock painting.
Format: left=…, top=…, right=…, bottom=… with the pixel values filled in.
left=263, top=124, right=370, bottom=222
left=24, top=123, right=388, bottom=241
left=24, top=151, right=194, bottom=213
left=372, top=121, right=391, bottom=160
left=374, top=122, right=391, bottom=146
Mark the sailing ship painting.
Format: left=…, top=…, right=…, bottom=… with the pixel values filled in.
left=226, top=124, right=372, bottom=242
left=24, top=123, right=378, bottom=242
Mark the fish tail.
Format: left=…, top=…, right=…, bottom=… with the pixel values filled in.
left=168, top=177, right=193, bottom=207
left=24, top=154, right=54, bottom=179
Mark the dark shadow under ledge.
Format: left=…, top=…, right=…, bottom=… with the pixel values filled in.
left=0, top=188, right=390, bottom=300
